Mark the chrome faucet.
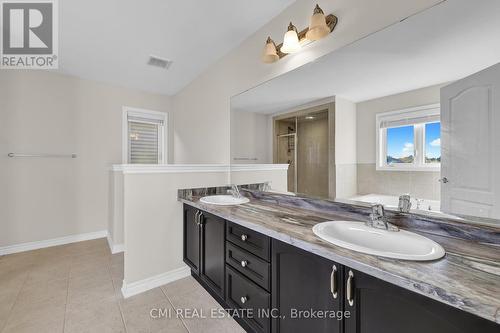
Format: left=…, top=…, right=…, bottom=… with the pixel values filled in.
left=415, top=198, right=424, bottom=210
left=260, top=182, right=271, bottom=192
left=398, top=194, right=412, bottom=213
left=227, top=184, right=242, bottom=198
left=366, top=204, right=399, bottom=232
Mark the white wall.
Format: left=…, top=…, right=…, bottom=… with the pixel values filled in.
left=335, top=97, right=358, bottom=198
left=230, top=110, right=271, bottom=164
left=172, top=0, right=443, bottom=164
left=0, top=71, right=172, bottom=248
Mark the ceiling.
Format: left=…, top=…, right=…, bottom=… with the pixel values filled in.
left=232, top=0, right=500, bottom=114
left=57, top=0, right=295, bottom=95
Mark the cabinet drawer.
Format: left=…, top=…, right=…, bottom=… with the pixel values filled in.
left=226, top=242, right=271, bottom=291
left=226, top=265, right=270, bottom=333
left=226, top=222, right=271, bottom=261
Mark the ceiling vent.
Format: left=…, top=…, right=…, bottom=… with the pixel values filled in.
left=147, top=55, right=172, bottom=69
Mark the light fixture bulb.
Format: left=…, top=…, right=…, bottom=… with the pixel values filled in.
left=261, top=37, right=279, bottom=63
left=306, top=4, right=330, bottom=41
left=280, top=22, right=301, bottom=54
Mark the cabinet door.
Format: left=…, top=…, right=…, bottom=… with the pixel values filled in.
left=183, top=205, right=200, bottom=275
left=200, top=211, right=226, bottom=299
left=344, top=268, right=499, bottom=333
left=272, top=239, right=342, bottom=333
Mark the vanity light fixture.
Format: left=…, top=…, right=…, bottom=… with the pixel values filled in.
left=262, top=37, right=279, bottom=63
left=281, top=22, right=301, bottom=54
left=261, top=4, right=337, bottom=63
left=306, top=4, right=330, bottom=40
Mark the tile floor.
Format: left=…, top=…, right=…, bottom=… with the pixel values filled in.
left=0, top=238, right=245, bottom=333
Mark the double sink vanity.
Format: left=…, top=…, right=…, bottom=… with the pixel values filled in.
left=179, top=186, right=500, bottom=333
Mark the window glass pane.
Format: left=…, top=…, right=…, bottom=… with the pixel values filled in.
left=128, top=121, right=160, bottom=164
left=386, top=125, right=414, bottom=164
left=425, top=122, right=441, bottom=164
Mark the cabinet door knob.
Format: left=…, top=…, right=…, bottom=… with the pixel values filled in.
left=240, top=296, right=248, bottom=304
left=240, top=234, right=248, bottom=242
left=330, top=265, right=338, bottom=299
left=241, top=260, right=248, bottom=268
left=439, top=177, right=449, bottom=183
left=346, top=270, right=354, bottom=307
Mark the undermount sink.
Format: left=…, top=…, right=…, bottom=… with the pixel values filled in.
left=312, top=221, right=445, bottom=261
left=199, top=195, right=250, bottom=206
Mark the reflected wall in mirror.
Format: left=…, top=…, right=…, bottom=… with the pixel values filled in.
left=230, top=0, right=500, bottom=224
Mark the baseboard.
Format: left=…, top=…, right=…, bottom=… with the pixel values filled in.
left=121, top=266, right=191, bottom=298
left=106, top=234, right=125, bottom=254
left=0, top=230, right=108, bottom=256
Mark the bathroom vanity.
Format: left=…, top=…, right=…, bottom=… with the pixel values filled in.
left=180, top=189, right=500, bottom=333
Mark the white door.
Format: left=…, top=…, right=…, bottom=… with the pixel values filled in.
left=441, top=63, right=500, bottom=219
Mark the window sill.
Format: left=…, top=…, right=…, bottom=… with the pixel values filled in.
left=376, top=165, right=440, bottom=172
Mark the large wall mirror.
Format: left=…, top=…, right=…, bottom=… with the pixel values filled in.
left=229, top=0, right=500, bottom=225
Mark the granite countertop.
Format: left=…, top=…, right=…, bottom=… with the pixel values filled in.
left=179, top=189, right=500, bottom=324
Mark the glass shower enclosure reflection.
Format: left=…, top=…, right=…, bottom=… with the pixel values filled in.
left=274, top=110, right=329, bottom=197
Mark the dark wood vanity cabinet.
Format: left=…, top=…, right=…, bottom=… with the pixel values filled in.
left=184, top=205, right=499, bottom=333
left=199, top=210, right=226, bottom=298
left=183, top=205, right=225, bottom=299
left=272, top=239, right=343, bottom=333
left=343, top=268, right=499, bottom=333
left=183, top=205, right=200, bottom=274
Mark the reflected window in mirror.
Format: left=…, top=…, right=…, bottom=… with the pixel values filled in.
left=386, top=125, right=415, bottom=164
left=377, top=104, right=440, bottom=171
left=424, top=122, right=441, bottom=164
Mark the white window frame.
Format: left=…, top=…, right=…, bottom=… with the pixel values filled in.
left=122, top=106, right=167, bottom=164
left=376, top=104, right=440, bottom=172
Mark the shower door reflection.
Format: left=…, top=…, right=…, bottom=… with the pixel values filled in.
left=274, top=109, right=329, bottom=197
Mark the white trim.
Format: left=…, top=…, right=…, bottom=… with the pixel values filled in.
left=106, top=234, right=125, bottom=254
left=122, top=106, right=168, bottom=164
left=121, top=266, right=191, bottom=298
left=110, top=164, right=289, bottom=174
left=112, top=244, right=125, bottom=254
left=0, top=230, right=107, bottom=256
left=376, top=103, right=440, bottom=119
left=376, top=104, right=441, bottom=172
left=230, top=164, right=289, bottom=172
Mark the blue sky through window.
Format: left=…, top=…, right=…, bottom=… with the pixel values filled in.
left=387, top=125, right=414, bottom=163
left=425, top=122, right=441, bottom=162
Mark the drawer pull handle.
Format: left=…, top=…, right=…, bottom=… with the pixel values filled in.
left=241, top=260, right=248, bottom=268
left=346, top=270, right=354, bottom=307
left=241, top=234, right=248, bottom=242
left=240, top=296, right=248, bottom=304
left=330, top=265, right=338, bottom=299
left=195, top=211, right=200, bottom=225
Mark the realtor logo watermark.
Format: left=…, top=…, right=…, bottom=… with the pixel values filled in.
left=1, top=0, right=58, bottom=69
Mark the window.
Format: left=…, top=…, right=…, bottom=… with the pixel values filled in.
left=424, top=122, right=441, bottom=164
left=122, top=107, right=167, bottom=164
left=376, top=104, right=440, bottom=171
left=386, top=125, right=415, bottom=164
